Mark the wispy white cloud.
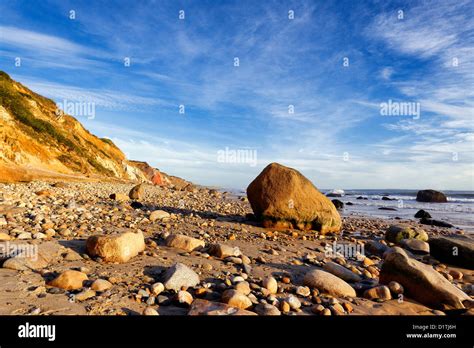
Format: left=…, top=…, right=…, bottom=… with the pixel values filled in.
left=12, top=75, right=172, bottom=111
left=0, top=25, right=112, bottom=70
left=364, top=0, right=474, bottom=189
left=380, top=67, right=394, bottom=80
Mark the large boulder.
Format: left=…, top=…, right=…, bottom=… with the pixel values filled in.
left=385, top=224, right=428, bottom=244
left=429, top=236, right=474, bottom=269
left=246, top=163, right=341, bottom=233
left=416, top=190, right=447, bottom=203
left=303, top=269, right=356, bottom=297
left=86, top=231, right=145, bottom=263
left=380, top=248, right=471, bottom=310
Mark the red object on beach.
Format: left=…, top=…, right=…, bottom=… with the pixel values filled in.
left=151, top=172, right=164, bottom=186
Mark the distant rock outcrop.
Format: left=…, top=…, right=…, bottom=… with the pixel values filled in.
left=128, top=160, right=167, bottom=186
left=331, top=199, right=344, bottom=210
left=246, top=162, right=342, bottom=234
left=416, top=189, right=448, bottom=203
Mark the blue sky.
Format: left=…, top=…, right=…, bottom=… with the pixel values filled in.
left=1, top=0, right=473, bottom=190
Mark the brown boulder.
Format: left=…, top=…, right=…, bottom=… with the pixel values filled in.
left=246, top=163, right=341, bottom=233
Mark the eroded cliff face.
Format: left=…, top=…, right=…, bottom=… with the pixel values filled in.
left=0, top=71, right=148, bottom=183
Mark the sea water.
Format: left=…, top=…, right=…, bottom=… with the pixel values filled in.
left=226, top=188, right=474, bottom=233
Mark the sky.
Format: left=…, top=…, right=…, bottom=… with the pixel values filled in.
left=0, top=0, right=473, bottom=190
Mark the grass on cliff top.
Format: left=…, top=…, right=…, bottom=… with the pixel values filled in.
left=0, top=71, right=113, bottom=176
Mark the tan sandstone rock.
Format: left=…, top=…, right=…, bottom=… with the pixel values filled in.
left=246, top=163, right=341, bottom=233
left=86, top=231, right=145, bottom=263
left=48, top=270, right=88, bottom=290
left=165, top=234, right=205, bottom=252
left=209, top=243, right=241, bottom=258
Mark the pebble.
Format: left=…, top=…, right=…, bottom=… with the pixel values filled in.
left=280, top=301, right=290, bottom=313
left=311, top=304, right=325, bottom=314
left=149, top=210, right=170, bottom=222
left=295, top=286, right=311, bottom=297
left=17, top=232, right=32, bottom=240
left=202, top=263, right=213, bottom=271
left=0, top=232, right=11, bottom=241
left=143, top=307, right=159, bottom=316
left=432, top=310, right=446, bottom=315
left=262, top=277, right=278, bottom=294
left=150, top=282, right=165, bottom=296
left=363, top=257, right=375, bottom=266
left=255, top=303, right=281, bottom=316
left=364, top=285, right=392, bottom=301
left=74, top=289, right=96, bottom=302
left=330, top=303, right=345, bottom=315
left=209, top=244, right=241, bottom=258
left=448, top=269, right=463, bottom=280
left=91, top=279, right=112, bottom=292
left=388, top=281, right=404, bottom=295
left=221, top=289, right=252, bottom=309
left=342, top=302, right=353, bottom=313
left=322, top=308, right=332, bottom=316
left=165, top=234, right=205, bottom=252
left=157, top=295, right=171, bottom=305
left=235, top=281, right=251, bottom=295
left=227, top=257, right=243, bottom=264
left=176, top=290, right=193, bottom=306
left=285, top=295, right=301, bottom=310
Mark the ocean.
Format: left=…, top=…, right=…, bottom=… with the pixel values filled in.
left=336, top=189, right=474, bottom=233
left=226, top=188, right=474, bottom=233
